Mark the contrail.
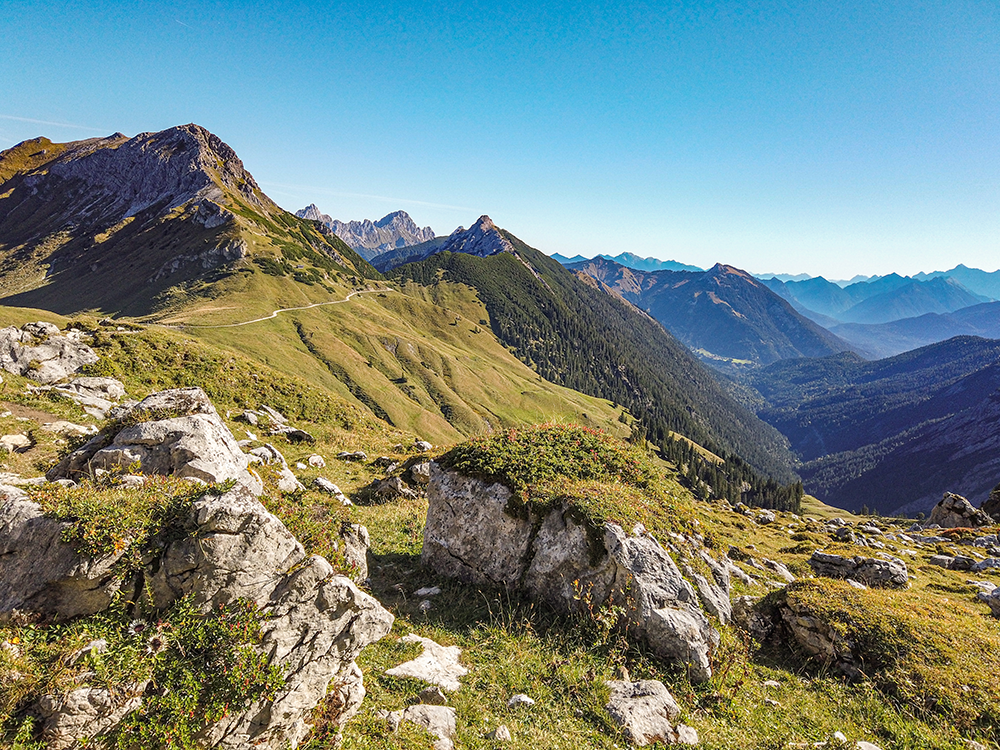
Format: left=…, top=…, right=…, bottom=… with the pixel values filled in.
left=0, top=115, right=109, bottom=133
left=259, top=181, right=473, bottom=213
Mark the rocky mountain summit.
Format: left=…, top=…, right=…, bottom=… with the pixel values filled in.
left=372, top=215, right=513, bottom=271
left=0, top=124, right=370, bottom=315
left=295, top=205, right=435, bottom=260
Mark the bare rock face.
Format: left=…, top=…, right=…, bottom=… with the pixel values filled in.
left=48, top=387, right=256, bottom=488
left=927, top=492, right=995, bottom=528
left=1, top=483, right=394, bottom=749
left=779, top=596, right=861, bottom=678
left=423, top=464, right=719, bottom=682
left=0, top=324, right=98, bottom=384
left=808, top=551, right=908, bottom=588
left=605, top=680, right=698, bottom=746
left=38, top=686, right=145, bottom=750
left=295, top=206, right=436, bottom=260
left=0, top=493, right=128, bottom=622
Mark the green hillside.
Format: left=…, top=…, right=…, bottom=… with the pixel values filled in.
left=393, top=233, right=802, bottom=508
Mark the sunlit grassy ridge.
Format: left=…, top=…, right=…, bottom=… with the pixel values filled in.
left=0, top=309, right=998, bottom=749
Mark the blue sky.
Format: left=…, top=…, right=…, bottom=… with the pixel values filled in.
left=2, top=0, right=997, bottom=278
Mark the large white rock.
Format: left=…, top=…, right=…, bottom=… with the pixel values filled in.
left=2, top=482, right=394, bottom=749
left=423, top=464, right=719, bottom=682
left=0, top=324, right=99, bottom=384
left=48, top=387, right=256, bottom=489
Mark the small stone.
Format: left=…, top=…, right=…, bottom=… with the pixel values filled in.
left=0, top=434, right=31, bottom=453
left=308, top=454, right=326, bottom=468
left=295, top=462, right=307, bottom=470
left=386, top=634, right=468, bottom=692
left=855, top=742, right=883, bottom=750
left=418, top=685, right=448, bottom=705
left=414, top=440, right=433, bottom=452
left=336, top=450, right=368, bottom=461
left=414, top=586, right=442, bottom=597
left=507, top=693, right=535, bottom=709
left=674, top=724, right=699, bottom=745
left=486, top=724, right=512, bottom=741
left=764, top=697, right=780, bottom=707
left=763, top=680, right=780, bottom=688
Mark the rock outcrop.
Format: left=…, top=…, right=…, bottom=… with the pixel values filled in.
left=927, top=492, right=995, bottom=528
left=422, top=464, right=719, bottom=681
left=0, top=323, right=98, bottom=384
left=779, top=595, right=862, bottom=678
left=2, top=387, right=395, bottom=748
left=48, top=387, right=257, bottom=488
left=808, top=551, right=908, bottom=588
left=980, top=482, right=1000, bottom=520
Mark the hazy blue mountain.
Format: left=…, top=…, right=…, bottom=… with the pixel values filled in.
left=571, top=257, right=855, bottom=366
left=747, top=336, right=1000, bottom=515
left=837, top=276, right=987, bottom=324
left=552, top=252, right=702, bottom=273
left=914, top=264, right=1000, bottom=300
left=830, top=301, right=1000, bottom=358
left=754, top=272, right=813, bottom=282
left=766, top=273, right=988, bottom=326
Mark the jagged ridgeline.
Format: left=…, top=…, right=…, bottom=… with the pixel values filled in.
left=393, top=233, right=803, bottom=510
left=0, top=125, right=378, bottom=317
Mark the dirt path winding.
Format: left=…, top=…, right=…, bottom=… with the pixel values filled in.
left=179, top=288, right=394, bottom=329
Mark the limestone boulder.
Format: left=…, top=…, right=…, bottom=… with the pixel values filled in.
left=779, top=595, right=861, bottom=678
left=604, top=680, right=697, bottom=746
left=5, top=480, right=393, bottom=749
left=422, top=464, right=719, bottom=682
left=0, top=324, right=98, bottom=384
left=47, top=387, right=256, bottom=489
left=38, top=686, right=145, bottom=750
left=927, top=492, right=995, bottom=528
left=808, top=551, right=908, bottom=588
left=0, top=493, right=130, bottom=622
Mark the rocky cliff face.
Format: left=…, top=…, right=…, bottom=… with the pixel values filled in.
left=295, top=206, right=435, bottom=260
left=0, top=124, right=365, bottom=316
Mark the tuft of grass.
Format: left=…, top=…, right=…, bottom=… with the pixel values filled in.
left=1, top=595, right=283, bottom=750
left=28, top=475, right=233, bottom=576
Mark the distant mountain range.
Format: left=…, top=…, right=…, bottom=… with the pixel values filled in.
left=568, top=257, right=855, bottom=366
left=295, top=205, right=435, bottom=261
left=746, top=337, right=1000, bottom=515
left=552, top=252, right=703, bottom=273
left=763, top=273, right=989, bottom=326
left=827, top=302, right=1000, bottom=359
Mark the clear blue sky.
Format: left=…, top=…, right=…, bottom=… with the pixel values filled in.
left=2, top=0, right=997, bottom=278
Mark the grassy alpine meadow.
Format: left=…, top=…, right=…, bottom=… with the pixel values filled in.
left=0, top=313, right=998, bottom=749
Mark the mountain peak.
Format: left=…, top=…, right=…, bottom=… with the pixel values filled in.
left=437, top=215, right=512, bottom=258
left=294, top=207, right=435, bottom=259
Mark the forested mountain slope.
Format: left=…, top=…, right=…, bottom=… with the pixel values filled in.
left=571, top=258, right=854, bottom=365
left=393, top=229, right=800, bottom=495
left=746, top=336, right=1000, bottom=514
